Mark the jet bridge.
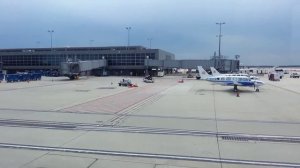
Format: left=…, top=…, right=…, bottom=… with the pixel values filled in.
left=60, top=60, right=107, bottom=80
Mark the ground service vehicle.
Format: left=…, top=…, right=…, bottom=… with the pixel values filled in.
left=290, top=73, right=300, bottom=78
left=143, top=75, right=154, bottom=83
left=119, top=79, right=132, bottom=86
left=157, top=71, right=164, bottom=77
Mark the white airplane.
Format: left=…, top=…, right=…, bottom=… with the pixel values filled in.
left=210, top=67, right=259, bottom=80
left=198, top=66, right=264, bottom=92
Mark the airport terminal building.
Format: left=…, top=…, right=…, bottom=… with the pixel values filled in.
left=0, top=46, right=239, bottom=75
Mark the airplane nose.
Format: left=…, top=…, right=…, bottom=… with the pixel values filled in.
left=257, top=81, right=264, bottom=85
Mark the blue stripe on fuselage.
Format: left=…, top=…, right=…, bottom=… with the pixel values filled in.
left=211, top=80, right=254, bottom=87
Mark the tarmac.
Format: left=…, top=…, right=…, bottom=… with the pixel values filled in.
left=0, top=75, right=299, bottom=168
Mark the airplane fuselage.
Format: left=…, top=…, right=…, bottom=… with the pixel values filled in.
left=197, top=66, right=264, bottom=92
left=206, top=76, right=264, bottom=87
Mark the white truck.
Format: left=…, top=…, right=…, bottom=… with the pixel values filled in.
left=290, top=73, right=300, bottom=78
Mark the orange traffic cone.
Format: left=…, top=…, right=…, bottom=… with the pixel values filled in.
left=236, top=91, right=240, bottom=97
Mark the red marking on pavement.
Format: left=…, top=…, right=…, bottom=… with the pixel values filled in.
left=62, top=80, right=177, bottom=113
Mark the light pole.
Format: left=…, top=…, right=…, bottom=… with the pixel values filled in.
left=89, top=40, right=94, bottom=60
left=65, top=46, right=69, bottom=62
left=48, top=30, right=54, bottom=50
left=125, top=27, right=131, bottom=49
left=146, top=55, right=149, bottom=76
left=36, top=41, right=40, bottom=48
left=102, top=56, right=106, bottom=76
left=89, top=40, right=94, bottom=47
left=216, top=22, right=225, bottom=59
left=147, top=38, right=152, bottom=49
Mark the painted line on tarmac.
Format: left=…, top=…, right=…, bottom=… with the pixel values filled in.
left=0, top=143, right=299, bottom=167
left=1, top=107, right=300, bottom=125
left=0, top=118, right=300, bottom=144
left=266, top=82, right=300, bottom=95
left=51, top=87, right=135, bottom=111
left=0, top=82, right=70, bottom=92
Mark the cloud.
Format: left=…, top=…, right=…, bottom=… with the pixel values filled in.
left=0, top=0, right=299, bottom=65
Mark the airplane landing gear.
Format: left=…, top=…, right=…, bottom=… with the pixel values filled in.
left=234, top=85, right=238, bottom=92
left=254, top=84, right=260, bottom=92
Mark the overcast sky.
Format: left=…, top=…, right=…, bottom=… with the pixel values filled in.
left=0, top=0, right=299, bottom=65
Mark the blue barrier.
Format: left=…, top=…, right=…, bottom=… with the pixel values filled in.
left=30, top=73, right=42, bottom=80
left=5, top=73, right=42, bottom=83
left=5, top=74, right=19, bottom=83
left=18, top=73, right=29, bottom=81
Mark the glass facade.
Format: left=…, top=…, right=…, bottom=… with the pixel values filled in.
left=0, top=52, right=156, bottom=67
left=0, top=46, right=176, bottom=75
left=106, top=53, right=155, bottom=66
left=0, top=55, right=64, bottom=66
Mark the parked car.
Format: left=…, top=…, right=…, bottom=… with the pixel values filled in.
left=290, top=73, right=300, bottom=78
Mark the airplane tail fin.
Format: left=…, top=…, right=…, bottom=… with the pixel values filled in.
left=197, top=66, right=210, bottom=80
left=210, top=67, right=221, bottom=76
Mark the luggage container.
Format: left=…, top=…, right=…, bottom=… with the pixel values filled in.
left=18, top=73, right=30, bottom=82
left=31, top=73, right=42, bottom=80
left=6, top=74, right=19, bottom=82
left=0, top=73, right=4, bottom=81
